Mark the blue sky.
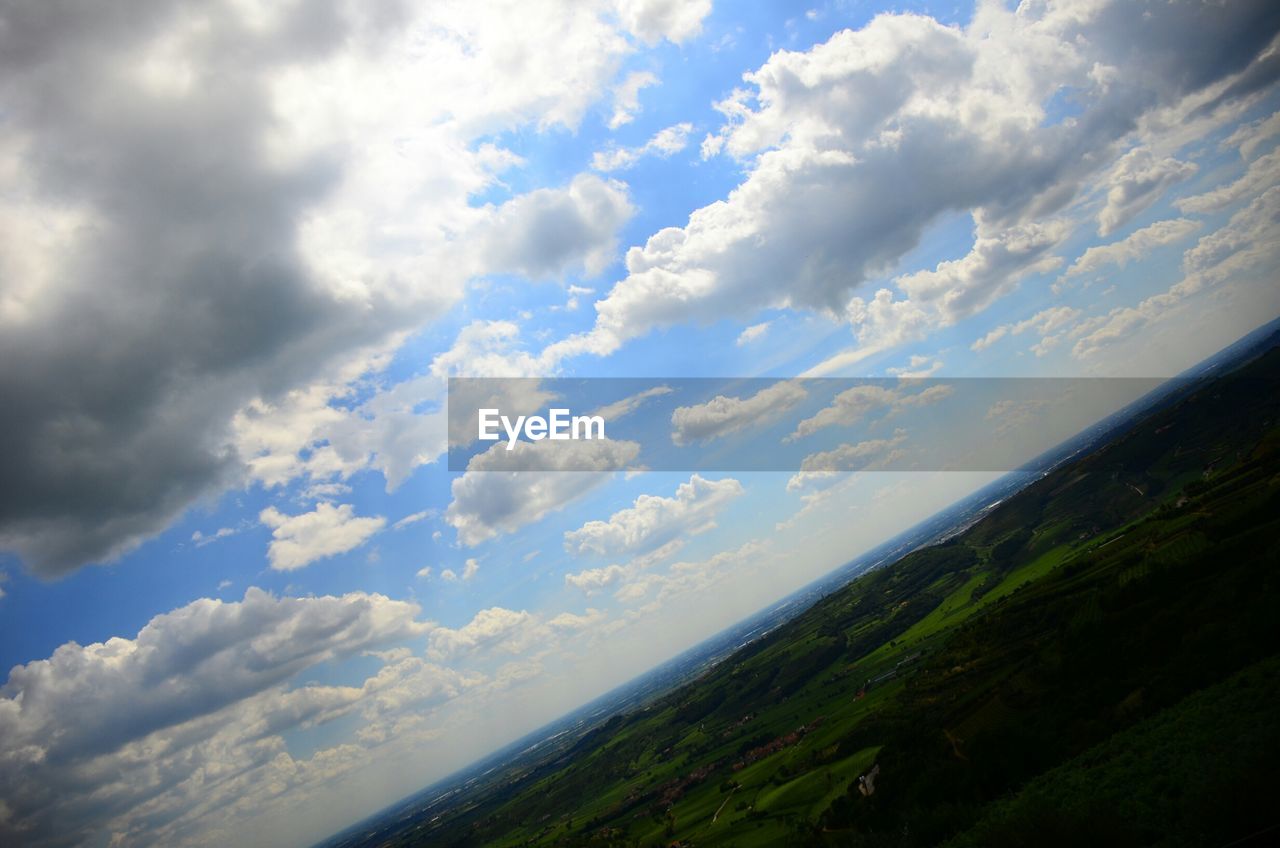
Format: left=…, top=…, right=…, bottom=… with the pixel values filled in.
left=2, top=1, right=1280, bottom=845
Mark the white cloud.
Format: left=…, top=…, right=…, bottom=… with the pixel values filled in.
left=607, top=70, right=659, bottom=129
left=564, top=474, right=743, bottom=557
left=565, top=564, right=628, bottom=595
left=0, top=588, right=432, bottom=846
left=428, top=607, right=535, bottom=660
left=259, top=503, right=386, bottom=571
left=446, top=438, right=641, bottom=546
left=592, top=122, right=694, bottom=171
left=671, top=381, right=807, bottom=446
left=886, top=355, right=943, bottom=379
left=787, top=429, right=908, bottom=490
left=787, top=383, right=951, bottom=441
left=416, top=566, right=432, bottom=580
left=1097, top=147, right=1197, bottom=236
left=1222, top=111, right=1280, bottom=161
left=1175, top=146, right=1280, bottom=214
left=736, top=321, right=771, bottom=346
left=1063, top=218, right=1202, bottom=279
left=540, top=3, right=1278, bottom=376
left=393, top=510, right=435, bottom=530
left=1074, top=185, right=1280, bottom=358
left=613, top=0, right=712, bottom=45
left=895, top=218, right=1069, bottom=324
left=191, top=527, right=237, bottom=548
left=971, top=305, right=1082, bottom=352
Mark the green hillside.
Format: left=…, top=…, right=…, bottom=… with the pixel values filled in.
left=403, top=347, right=1280, bottom=848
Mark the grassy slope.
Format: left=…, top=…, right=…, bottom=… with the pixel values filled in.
left=407, top=348, right=1280, bottom=848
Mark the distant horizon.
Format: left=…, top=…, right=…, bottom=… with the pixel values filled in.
left=318, top=307, right=1280, bottom=847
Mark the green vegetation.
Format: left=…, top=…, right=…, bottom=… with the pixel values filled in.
left=388, top=347, right=1280, bottom=847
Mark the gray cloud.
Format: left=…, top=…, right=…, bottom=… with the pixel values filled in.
left=0, top=1, right=642, bottom=576
left=546, top=1, right=1280, bottom=365
left=0, top=587, right=431, bottom=846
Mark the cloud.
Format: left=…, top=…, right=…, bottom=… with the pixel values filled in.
left=540, top=2, right=1280, bottom=371
left=416, top=566, right=432, bottom=580
left=591, top=385, right=673, bottom=422
left=439, top=560, right=479, bottom=582
left=565, top=564, right=628, bottom=595
left=1175, top=146, right=1280, bottom=214
left=787, top=429, right=908, bottom=490
left=0, top=588, right=432, bottom=846
left=670, top=381, right=807, bottom=446
left=971, top=305, right=1082, bottom=352
left=613, top=539, right=765, bottom=607
left=592, top=122, right=694, bottom=171
left=1097, top=148, right=1197, bottom=235
left=1074, top=185, right=1280, bottom=357
left=427, top=607, right=535, bottom=660
left=613, top=0, right=712, bottom=45
left=191, top=526, right=238, bottom=548
left=1222, top=110, right=1280, bottom=160
left=886, top=355, right=943, bottom=379
left=736, top=321, right=771, bottom=346
left=475, top=174, right=635, bottom=278
left=787, top=383, right=951, bottom=441
left=393, top=510, right=435, bottom=530
left=0, top=0, right=656, bottom=577
left=564, top=474, right=743, bottom=557
left=446, top=438, right=641, bottom=546
left=895, top=218, right=1069, bottom=323
left=1063, top=218, right=1202, bottom=279
left=607, top=70, right=659, bottom=128
left=259, top=503, right=386, bottom=571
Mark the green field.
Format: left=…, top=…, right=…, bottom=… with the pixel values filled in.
left=374, top=346, right=1280, bottom=847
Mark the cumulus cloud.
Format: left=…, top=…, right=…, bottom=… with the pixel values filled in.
left=613, top=0, right=712, bottom=45
left=1097, top=148, right=1198, bottom=235
left=445, top=438, right=641, bottom=546
left=592, top=122, right=694, bottom=171
left=259, top=503, right=386, bottom=571
left=1063, top=218, right=1202, bottom=279
left=428, top=607, right=536, bottom=660
left=895, top=218, right=1069, bottom=323
left=0, top=0, right=660, bottom=577
left=1074, top=185, right=1280, bottom=357
left=0, top=588, right=434, bottom=846
left=541, top=2, right=1280, bottom=371
left=564, top=474, right=743, bottom=557
left=565, top=564, right=628, bottom=595
left=787, top=383, right=951, bottom=441
left=671, top=382, right=807, bottom=445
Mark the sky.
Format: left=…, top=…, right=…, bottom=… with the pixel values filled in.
left=2, top=0, right=1280, bottom=845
